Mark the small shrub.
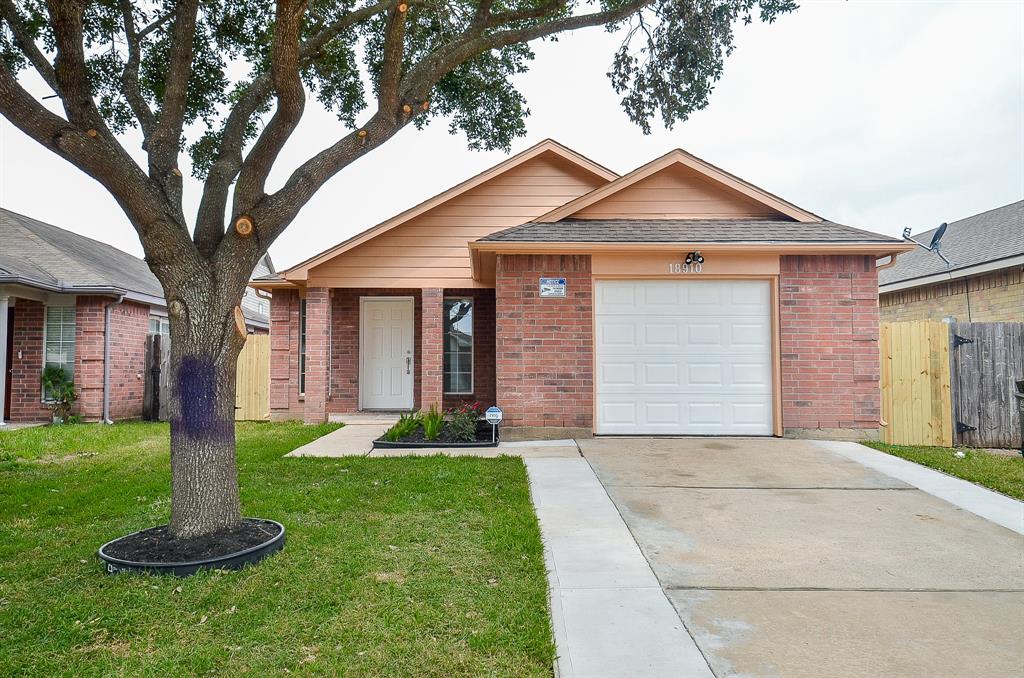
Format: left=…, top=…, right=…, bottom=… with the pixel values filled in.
left=422, top=404, right=444, bottom=441
left=384, top=412, right=421, bottom=442
left=40, top=366, right=77, bottom=424
left=447, top=402, right=483, bottom=443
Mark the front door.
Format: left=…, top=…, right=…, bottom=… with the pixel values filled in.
left=360, top=298, right=415, bottom=410
left=3, top=307, right=13, bottom=420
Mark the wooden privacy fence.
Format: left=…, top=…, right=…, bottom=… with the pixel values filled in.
left=143, top=333, right=271, bottom=422
left=235, top=334, right=270, bottom=421
left=880, top=321, right=1024, bottom=448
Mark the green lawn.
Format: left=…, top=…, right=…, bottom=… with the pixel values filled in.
left=863, top=441, right=1024, bottom=500
left=0, top=422, right=554, bottom=676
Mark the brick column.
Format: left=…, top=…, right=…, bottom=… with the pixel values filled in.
left=420, top=288, right=444, bottom=411
left=303, top=287, right=331, bottom=424
left=75, top=296, right=107, bottom=421
left=269, top=289, right=300, bottom=417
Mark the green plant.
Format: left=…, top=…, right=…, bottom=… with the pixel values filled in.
left=383, top=412, right=422, bottom=442
left=422, top=404, right=444, bottom=441
left=40, top=366, right=77, bottom=423
left=447, top=402, right=483, bottom=443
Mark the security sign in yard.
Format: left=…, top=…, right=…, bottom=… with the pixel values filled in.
left=485, top=406, right=503, bottom=443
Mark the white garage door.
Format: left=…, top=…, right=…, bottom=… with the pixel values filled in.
left=595, top=279, right=773, bottom=435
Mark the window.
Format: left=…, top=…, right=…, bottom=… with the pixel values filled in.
left=443, top=298, right=473, bottom=394
left=44, top=306, right=76, bottom=399
left=149, top=315, right=170, bottom=336
left=299, top=298, right=307, bottom=395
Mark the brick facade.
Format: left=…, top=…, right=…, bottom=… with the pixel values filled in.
left=780, top=255, right=880, bottom=437
left=879, top=266, right=1023, bottom=323
left=303, top=287, right=331, bottom=423
left=5, top=296, right=150, bottom=422
left=269, top=287, right=499, bottom=419
left=495, top=254, right=593, bottom=431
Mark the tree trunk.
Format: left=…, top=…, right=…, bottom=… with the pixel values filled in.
left=165, top=282, right=247, bottom=539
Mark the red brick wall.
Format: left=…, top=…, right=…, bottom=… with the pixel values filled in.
left=7, top=297, right=148, bottom=422
left=780, top=255, right=880, bottom=433
left=327, top=289, right=423, bottom=415
left=105, top=301, right=149, bottom=421
left=442, top=288, right=497, bottom=411
left=75, top=296, right=107, bottom=419
left=495, top=255, right=593, bottom=429
left=8, top=299, right=48, bottom=422
left=421, top=288, right=444, bottom=411
left=303, top=287, right=331, bottom=423
left=269, top=289, right=302, bottom=417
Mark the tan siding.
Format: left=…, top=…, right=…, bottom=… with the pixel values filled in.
left=308, top=152, right=606, bottom=288
left=572, top=163, right=784, bottom=220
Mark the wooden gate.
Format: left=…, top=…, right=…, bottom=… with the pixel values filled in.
left=950, top=322, right=1024, bottom=448
left=235, top=334, right=270, bottom=421
left=879, top=321, right=952, bottom=446
left=142, top=334, right=171, bottom=421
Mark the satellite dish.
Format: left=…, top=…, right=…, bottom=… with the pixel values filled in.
left=928, top=222, right=948, bottom=250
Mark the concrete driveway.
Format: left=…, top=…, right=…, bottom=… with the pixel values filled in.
left=580, top=437, right=1024, bottom=678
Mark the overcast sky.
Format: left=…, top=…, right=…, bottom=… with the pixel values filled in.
left=1, top=0, right=1021, bottom=270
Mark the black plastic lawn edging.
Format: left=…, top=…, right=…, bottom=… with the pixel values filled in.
left=98, top=518, right=285, bottom=577
left=373, top=422, right=501, bottom=449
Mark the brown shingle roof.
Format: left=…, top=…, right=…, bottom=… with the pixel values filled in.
left=478, top=219, right=902, bottom=244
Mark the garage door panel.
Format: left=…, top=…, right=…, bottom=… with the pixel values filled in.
left=595, top=279, right=774, bottom=435
left=597, top=395, right=773, bottom=435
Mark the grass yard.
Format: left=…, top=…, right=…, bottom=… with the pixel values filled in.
left=0, top=422, right=554, bottom=676
left=864, top=441, right=1024, bottom=500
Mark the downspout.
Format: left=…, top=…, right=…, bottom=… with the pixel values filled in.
left=102, top=295, right=125, bottom=424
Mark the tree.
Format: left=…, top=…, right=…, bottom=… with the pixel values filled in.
left=0, top=0, right=795, bottom=539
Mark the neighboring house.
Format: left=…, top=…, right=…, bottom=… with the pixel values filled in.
left=879, top=201, right=1023, bottom=323
left=0, top=208, right=271, bottom=424
left=252, top=140, right=912, bottom=439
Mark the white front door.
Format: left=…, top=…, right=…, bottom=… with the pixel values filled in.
left=360, top=298, right=415, bottom=410
left=595, top=279, right=774, bottom=435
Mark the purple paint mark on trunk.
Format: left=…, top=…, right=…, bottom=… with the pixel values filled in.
left=171, top=356, right=233, bottom=443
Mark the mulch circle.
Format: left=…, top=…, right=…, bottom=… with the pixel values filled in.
left=99, top=518, right=284, bottom=575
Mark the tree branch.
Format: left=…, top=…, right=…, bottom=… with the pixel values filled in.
left=231, top=0, right=307, bottom=221
left=0, top=0, right=58, bottom=91
left=146, top=0, right=199, bottom=175
left=194, top=0, right=391, bottom=254
left=376, top=2, right=408, bottom=111
left=0, top=60, right=195, bottom=274
left=118, top=0, right=156, bottom=137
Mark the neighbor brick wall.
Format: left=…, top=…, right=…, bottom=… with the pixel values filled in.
left=495, top=254, right=593, bottom=430
left=105, top=301, right=149, bottom=421
left=880, top=266, right=1023, bottom=323
left=8, top=299, right=48, bottom=422
left=780, top=255, right=880, bottom=434
left=75, top=296, right=107, bottom=420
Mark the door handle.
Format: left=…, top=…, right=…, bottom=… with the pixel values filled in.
left=406, top=356, right=411, bottom=374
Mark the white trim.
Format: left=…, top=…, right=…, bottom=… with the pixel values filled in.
left=879, top=255, right=1024, bottom=293
left=442, top=297, right=474, bottom=396
left=41, top=304, right=77, bottom=403
left=358, top=296, right=415, bottom=411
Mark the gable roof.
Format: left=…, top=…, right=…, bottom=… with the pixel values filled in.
left=276, top=139, right=618, bottom=283
left=479, top=218, right=904, bottom=244
left=1, top=207, right=165, bottom=299
left=0, top=208, right=270, bottom=327
left=533, top=148, right=822, bottom=224
left=879, top=200, right=1024, bottom=289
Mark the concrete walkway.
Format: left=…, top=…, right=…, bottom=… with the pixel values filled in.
left=526, top=457, right=713, bottom=678
left=580, top=437, right=1024, bottom=678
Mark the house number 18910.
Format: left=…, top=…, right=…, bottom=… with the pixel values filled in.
left=668, top=262, right=702, bottom=273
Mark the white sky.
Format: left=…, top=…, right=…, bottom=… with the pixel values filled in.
left=1, top=0, right=1021, bottom=270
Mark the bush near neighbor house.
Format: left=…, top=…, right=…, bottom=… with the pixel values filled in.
left=40, top=366, right=78, bottom=424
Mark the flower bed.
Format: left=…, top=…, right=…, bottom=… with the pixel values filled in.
left=373, top=403, right=500, bottom=448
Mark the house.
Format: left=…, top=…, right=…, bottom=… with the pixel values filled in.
left=879, top=201, right=1023, bottom=323
left=0, top=208, right=271, bottom=424
left=251, top=140, right=914, bottom=440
